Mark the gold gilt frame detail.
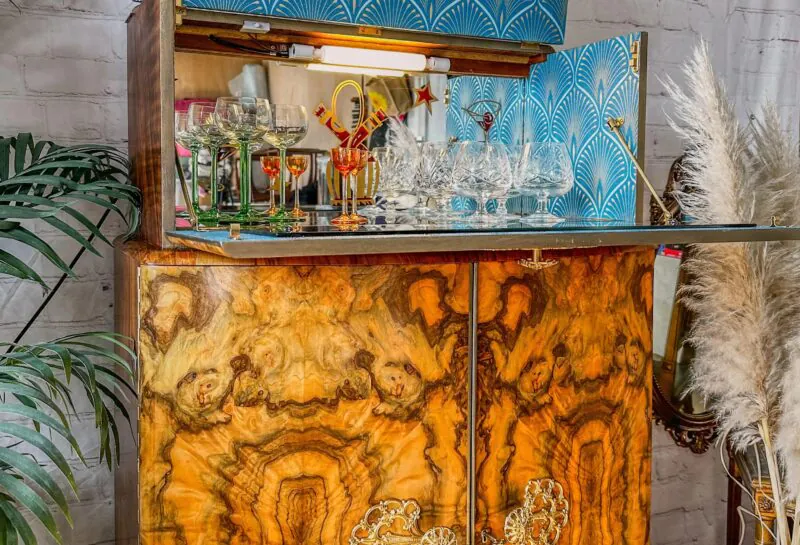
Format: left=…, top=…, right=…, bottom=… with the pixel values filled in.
left=350, top=500, right=458, bottom=545
left=481, top=480, right=570, bottom=545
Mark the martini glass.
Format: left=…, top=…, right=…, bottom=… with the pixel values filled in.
left=260, top=154, right=281, bottom=216
left=330, top=147, right=367, bottom=225
left=287, top=154, right=309, bottom=219
left=175, top=112, right=202, bottom=219
left=264, top=105, right=308, bottom=223
left=215, top=97, right=271, bottom=224
left=187, top=102, right=228, bottom=225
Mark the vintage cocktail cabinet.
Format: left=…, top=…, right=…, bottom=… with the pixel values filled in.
left=117, top=2, right=800, bottom=545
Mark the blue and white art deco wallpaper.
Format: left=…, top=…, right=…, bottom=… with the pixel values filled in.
left=446, top=76, right=526, bottom=146
left=447, top=32, right=644, bottom=221
left=182, top=0, right=567, bottom=44
left=526, top=32, right=642, bottom=221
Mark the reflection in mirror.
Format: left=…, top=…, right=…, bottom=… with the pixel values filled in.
left=651, top=155, right=716, bottom=454
left=173, top=51, right=452, bottom=222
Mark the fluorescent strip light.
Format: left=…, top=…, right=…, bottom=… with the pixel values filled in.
left=307, top=64, right=407, bottom=78
left=317, top=45, right=428, bottom=72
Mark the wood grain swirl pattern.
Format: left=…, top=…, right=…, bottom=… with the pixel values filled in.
left=476, top=249, right=654, bottom=545
left=137, top=264, right=470, bottom=545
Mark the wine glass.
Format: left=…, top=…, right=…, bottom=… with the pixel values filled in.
left=502, top=144, right=526, bottom=217
left=330, top=147, right=368, bottom=225
left=187, top=102, right=227, bottom=225
left=175, top=111, right=202, bottom=219
left=287, top=154, right=309, bottom=219
left=452, top=142, right=513, bottom=224
left=419, top=142, right=454, bottom=219
left=410, top=145, right=435, bottom=218
left=259, top=154, right=281, bottom=216
left=517, top=142, right=575, bottom=225
left=264, top=105, right=308, bottom=222
left=215, top=97, right=271, bottom=224
left=357, top=151, right=382, bottom=219
left=349, top=150, right=369, bottom=224
left=374, top=146, right=416, bottom=219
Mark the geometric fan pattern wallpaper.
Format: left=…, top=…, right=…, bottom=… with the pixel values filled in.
left=447, top=33, right=644, bottom=221
left=526, top=32, right=642, bottom=221
left=182, top=0, right=567, bottom=44
left=446, top=76, right=526, bottom=146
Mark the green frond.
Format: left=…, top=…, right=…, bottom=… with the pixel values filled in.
left=0, top=133, right=141, bottom=289
left=0, top=333, right=137, bottom=545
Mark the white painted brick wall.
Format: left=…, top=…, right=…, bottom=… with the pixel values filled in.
left=0, top=1, right=134, bottom=543
left=0, top=0, right=797, bottom=543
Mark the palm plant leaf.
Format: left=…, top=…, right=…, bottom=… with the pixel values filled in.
left=0, top=133, right=141, bottom=289
left=0, top=333, right=136, bottom=544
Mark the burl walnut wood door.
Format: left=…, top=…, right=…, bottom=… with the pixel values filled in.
left=137, top=264, right=470, bottom=545
left=475, top=248, right=654, bottom=545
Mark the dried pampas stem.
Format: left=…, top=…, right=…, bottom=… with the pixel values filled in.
left=665, top=41, right=800, bottom=545
left=758, top=419, right=791, bottom=545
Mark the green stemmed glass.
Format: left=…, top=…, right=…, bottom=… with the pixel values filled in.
left=188, top=102, right=227, bottom=225
left=263, top=104, right=308, bottom=223
left=215, top=97, right=271, bottom=224
left=175, top=111, right=202, bottom=218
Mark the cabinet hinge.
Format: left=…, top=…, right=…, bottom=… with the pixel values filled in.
left=630, top=39, right=641, bottom=73
left=175, top=0, right=186, bottom=26
left=358, top=26, right=382, bottom=36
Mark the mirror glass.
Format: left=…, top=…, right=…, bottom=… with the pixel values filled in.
left=174, top=52, right=452, bottom=215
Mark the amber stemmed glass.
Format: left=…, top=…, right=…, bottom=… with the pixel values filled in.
left=263, top=104, right=308, bottom=222
left=330, top=147, right=367, bottom=225
left=287, top=154, right=309, bottom=219
left=260, top=154, right=281, bottom=216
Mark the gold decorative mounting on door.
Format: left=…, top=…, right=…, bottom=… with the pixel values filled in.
left=630, top=40, right=641, bottom=73
left=518, top=249, right=558, bottom=271
left=480, top=479, right=569, bottom=545
left=350, top=500, right=458, bottom=545
left=606, top=117, right=674, bottom=225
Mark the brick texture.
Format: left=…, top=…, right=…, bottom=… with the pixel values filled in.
left=0, top=0, right=798, bottom=543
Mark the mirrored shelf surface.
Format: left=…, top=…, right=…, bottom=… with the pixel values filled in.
left=165, top=212, right=800, bottom=259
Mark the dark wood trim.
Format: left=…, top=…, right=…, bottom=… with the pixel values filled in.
left=127, top=0, right=175, bottom=248
left=174, top=29, right=543, bottom=78
left=180, top=8, right=554, bottom=59
left=113, top=248, right=140, bottom=545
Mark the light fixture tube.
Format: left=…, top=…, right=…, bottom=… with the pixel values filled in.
left=306, top=64, right=407, bottom=78
left=317, top=45, right=428, bottom=72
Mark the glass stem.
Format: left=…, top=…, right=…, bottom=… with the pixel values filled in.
left=536, top=194, right=548, bottom=215
left=279, top=147, right=287, bottom=211
left=341, top=173, right=349, bottom=218
left=239, top=140, right=251, bottom=215
left=208, top=146, right=219, bottom=215
left=351, top=174, right=358, bottom=217
left=436, top=196, right=450, bottom=217
left=190, top=147, right=200, bottom=213
left=478, top=194, right=486, bottom=216
left=293, top=173, right=300, bottom=210
left=497, top=197, right=508, bottom=216
left=269, top=177, right=275, bottom=211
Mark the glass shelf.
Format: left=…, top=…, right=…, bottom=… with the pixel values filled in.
left=166, top=211, right=800, bottom=259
